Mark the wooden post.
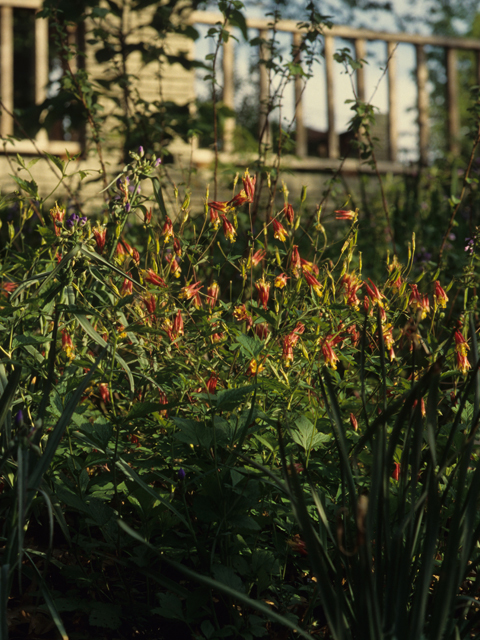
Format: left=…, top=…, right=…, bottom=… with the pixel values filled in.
left=0, top=6, right=13, bottom=137
left=416, top=44, right=429, bottom=166
left=35, top=11, right=49, bottom=144
left=293, top=31, right=306, bottom=157
left=258, top=28, right=270, bottom=148
left=222, top=34, right=235, bottom=154
left=354, top=38, right=366, bottom=102
left=324, top=34, right=339, bottom=159
left=446, top=47, right=460, bottom=156
left=387, top=41, right=398, bottom=162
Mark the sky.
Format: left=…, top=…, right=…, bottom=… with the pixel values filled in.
left=193, top=0, right=475, bottom=161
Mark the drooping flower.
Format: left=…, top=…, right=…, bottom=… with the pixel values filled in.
left=255, top=277, right=270, bottom=310
left=283, top=203, right=295, bottom=226
left=320, top=334, right=340, bottom=369
left=233, top=304, right=253, bottom=329
left=50, top=202, right=65, bottom=236
left=340, top=273, right=362, bottom=309
left=254, top=323, right=270, bottom=340
left=242, top=168, right=256, bottom=203
left=121, top=276, right=133, bottom=297
left=209, top=207, right=220, bottom=230
left=173, top=237, right=182, bottom=257
left=207, top=282, right=220, bottom=309
left=143, top=269, right=166, bottom=287
left=455, top=330, right=470, bottom=374
left=1, top=281, right=18, bottom=296
left=282, top=323, right=305, bottom=366
left=99, top=383, right=110, bottom=404
left=273, top=218, right=287, bottom=242
left=208, top=200, right=230, bottom=214
left=300, top=258, right=319, bottom=275
left=274, top=273, right=289, bottom=289
left=144, top=294, right=156, bottom=316
left=247, top=358, right=265, bottom=377
left=159, top=388, right=168, bottom=417
left=220, top=214, right=237, bottom=243
left=349, top=413, right=358, bottom=431
left=433, top=281, right=448, bottom=309
left=161, top=216, right=174, bottom=243
left=290, top=245, right=302, bottom=277
left=93, top=226, right=107, bottom=252
left=180, top=280, right=203, bottom=308
left=228, top=190, right=249, bottom=208
left=287, top=534, right=308, bottom=556
left=206, top=374, right=218, bottom=395
left=249, top=249, right=266, bottom=268
left=61, top=330, right=74, bottom=359
left=165, top=254, right=181, bottom=278
left=335, top=209, right=355, bottom=221
left=171, top=310, right=184, bottom=340
left=364, top=279, right=384, bottom=306
left=304, top=271, right=323, bottom=297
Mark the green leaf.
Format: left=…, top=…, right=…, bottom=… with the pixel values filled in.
left=236, top=334, right=263, bottom=358
left=291, top=416, right=331, bottom=451
left=216, top=385, right=256, bottom=411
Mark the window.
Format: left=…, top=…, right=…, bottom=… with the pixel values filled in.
left=0, top=0, right=81, bottom=155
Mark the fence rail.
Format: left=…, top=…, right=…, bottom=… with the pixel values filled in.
left=188, top=10, right=480, bottom=170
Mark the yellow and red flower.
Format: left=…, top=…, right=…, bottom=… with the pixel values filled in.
left=143, top=269, right=166, bottom=287
left=220, top=214, right=237, bottom=243
left=93, top=227, right=107, bottom=252
left=161, top=216, right=174, bottom=243
left=180, top=280, right=203, bottom=306
left=434, top=281, right=448, bottom=309
left=304, top=271, right=323, bottom=297
left=455, top=330, right=470, bottom=374
left=50, top=202, right=65, bottom=236
left=290, top=245, right=302, bottom=277
left=242, top=168, right=256, bottom=203
left=255, top=277, right=270, bottom=310
left=249, top=249, right=266, bottom=268
left=206, top=374, right=218, bottom=395
left=274, top=273, right=289, bottom=289
left=335, top=209, right=356, bottom=221
left=121, top=275, right=133, bottom=297
left=61, top=330, right=74, bottom=359
left=273, top=218, right=287, bottom=242
left=283, top=203, right=295, bottom=226
left=207, top=282, right=220, bottom=309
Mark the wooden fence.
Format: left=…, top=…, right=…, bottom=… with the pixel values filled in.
left=188, top=10, right=480, bottom=171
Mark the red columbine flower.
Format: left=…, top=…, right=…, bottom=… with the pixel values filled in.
left=93, top=227, right=107, bottom=252
left=61, top=330, right=74, bottom=359
left=144, top=294, right=156, bottom=316
left=282, top=323, right=305, bottom=366
left=180, top=280, right=203, bottom=307
left=283, top=203, right=295, bottom=226
left=455, top=330, right=470, bottom=374
left=143, top=269, right=166, bottom=287
left=341, top=273, right=362, bottom=309
left=173, top=310, right=184, bottom=339
left=382, top=323, right=396, bottom=361
left=50, top=203, right=65, bottom=236
left=254, top=323, right=270, bottom=340
left=273, top=218, right=287, bottom=242
left=161, top=216, right=174, bottom=243
left=1, top=281, right=18, bottom=296
left=99, top=383, right=109, bottom=404
left=392, top=462, right=401, bottom=481
left=165, top=254, right=181, bottom=278
left=300, top=258, right=319, bottom=275
left=335, top=209, right=355, bottom=221
left=247, top=358, right=265, bottom=377
left=233, top=304, right=253, bottom=329
left=242, top=168, right=256, bottom=203
left=255, top=277, right=270, bottom=310
left=304, top=271, right=323, bottom=297
left=275, top=273, right=289, bottom=289
left=121, top=276, right=133, bottom=296
left=220, top=214, right=237, bottom=243
left=349, top=413, right=358, bottom=431
left=144, top=208, right=152, bottom=224
left=209, top=200, right=230, bottom=214
left=206, top=374, right=218, bottom=395
left=209, top=207, right=220, bottom=230
left=287, top=534, right=308, bottom=556
left=434, top=281, right=448, bottom=309
left=228, top=190, right=249, bottom=208
left=207, top=282, right=220, bottom=308
left=290, top=245, right=302, bottom=277
left=365, top=279, right=384, bottom=306
left=173, top=237, right=182, bottom=257
left=250, top=249, right=266, bottom=267
left=320, top=334, right=340, bottom=369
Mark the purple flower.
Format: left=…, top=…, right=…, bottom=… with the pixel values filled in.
left=138, top=146, right=144, bottom=157
left=125, top=202, right=131, bottom=213
left=15, top=410, right=23, bottom=427
left=65, top=219, right=75, bottom=230
left=178, top=468, right=186, bottom=481
left=79, top=216, right=87, bottom=226
left=154, top=157, right=162, bottom=167
left=465, top=238, right=475, bottom=254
